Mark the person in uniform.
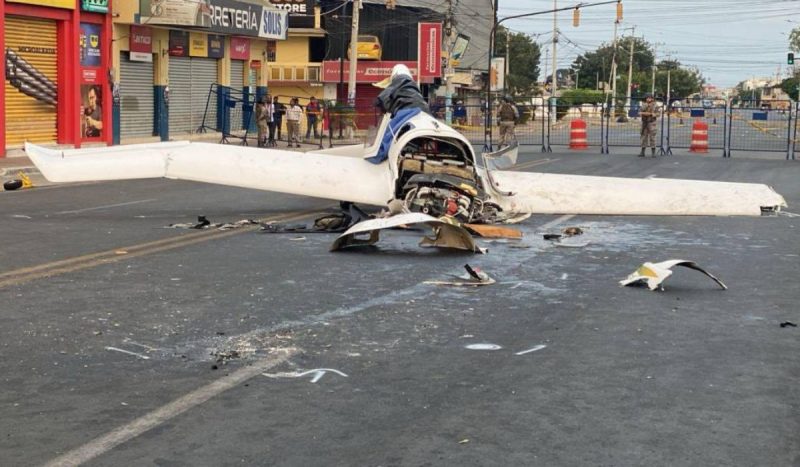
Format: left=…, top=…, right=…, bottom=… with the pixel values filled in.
left=497, top=96, right=517, bottom=148
left=255, top=95, right=268, bottom=147
left=639, top=94, right=659, bottom=157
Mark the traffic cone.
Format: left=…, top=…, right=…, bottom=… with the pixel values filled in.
left=569, top=119, right=588, bottom=150
left=689, top=120, right=709, bottom=153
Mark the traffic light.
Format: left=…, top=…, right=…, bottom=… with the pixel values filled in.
left=616, top=1, right=623, bottom=22
left=573, top=8, right=580, bottom=27
left=789, top=53, right=795, bottom=65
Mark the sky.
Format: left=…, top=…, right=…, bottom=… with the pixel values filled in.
left=498, top=0, right=800, bottom=88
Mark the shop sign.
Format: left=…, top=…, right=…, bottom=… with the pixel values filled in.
left=418, top=23, right=442, bottom=79
left=259, top=7, right=288, bottom=40
left=8, top=0, right=75, bottom=9
left=208, top=35, right=225, bottom=59
left=81, top=0, right=109, bottom=13
left=189, top=32, right=208, bottom=57
left=230, top=37, right=250, bottom=60
left=130, top=25, right=153, bottom=63
left=82, top=69, right=98, bottom=82
left=268, top=0, right=314, bottom=29
left=250, top=60, right=262, bottom=70
left=321, top=61, right=424, bottom=84
left=169, top=30, right=190, bottom=57
left=80, top=23, right=103, bottom=67
left=139, top=0, right=212, bottom=27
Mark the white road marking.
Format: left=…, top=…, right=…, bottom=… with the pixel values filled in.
left=465, top=343, right=503, bottom=351
left=104, top=346, right=150, bottom=360
left=262, top=368, right=348, bottom=383
left=561, top=273, right=569, bottom=280
left=43, top=348, right=295, bottom=467
left=56, top=199, right=157, bottom=215
left=645, top=174, right=658, bottom=179
left=515, top=345, right=547, bottom=356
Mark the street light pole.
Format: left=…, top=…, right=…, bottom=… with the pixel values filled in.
left=347, top=0, right=361, bottom=105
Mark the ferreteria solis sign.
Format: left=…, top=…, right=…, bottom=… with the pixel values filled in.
left=206, top=0, right=288, bottom=39
left=82, top=0, right=109, bottom=13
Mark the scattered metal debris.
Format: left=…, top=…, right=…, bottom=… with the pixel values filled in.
left=331, top=213, right=485, bottom=253
left=425, top=264, right=495, bottom=287
left=260, top=203, right=371, bottom=234
left=166, top=216, right=257, bottom=230
left=515, top=345, right=547, bottom=355
left=620, top=260, right=728, bottom=291
left=464, top=223, right=523, bottom=239
left=105, top=346, right=150, bottom=360
left=262, top=368, right=348, bottom=383
left=779, top=321, right=797, bottom=328
left=562, top=226, right=583, bottom=236
left=465, top=343, right=502, bottom=350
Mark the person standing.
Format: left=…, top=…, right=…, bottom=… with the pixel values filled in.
left=453, top=100, right=467, bottom=126
left=255, top=95, right=268, bottom=147
left=305, top=96, right=321, bottom=140
left=285, top=97, right=303, bottom=148
left=265, top=94, right=277, bottom=146
left=497, top=96, right=517, bottom=147
left=273, top=96, right=286, bottom=141
left=639, top=94, right=659, bottom=157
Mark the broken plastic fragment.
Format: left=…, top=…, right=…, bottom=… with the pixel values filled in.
left=619, top=260, right=727, bottom=291
left=464, top=223, right=523, bottom=239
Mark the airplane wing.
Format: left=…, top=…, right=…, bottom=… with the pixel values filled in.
left=489, top=170, right=786, bottom=216
left=25, top=141, right=394, bottom=207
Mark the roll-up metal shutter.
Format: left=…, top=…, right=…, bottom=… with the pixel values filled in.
left=119, top=52, right=154, bottom=139
left=168, top=57, right=193, bottom=133
left=229, top=60, right=245, bottom=132
left=4, top=16, right=58, bottom=146
left=168, top=57, right=218, bottom=134
left=191, top=58, right=218, bottom=132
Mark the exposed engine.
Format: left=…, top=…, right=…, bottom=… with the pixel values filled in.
left=394, top=136, right=500, bottom=224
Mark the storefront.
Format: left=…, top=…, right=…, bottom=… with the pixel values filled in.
left=1, top=0, right=113, bottom=157
left=119, top=25, right=154, bottom=139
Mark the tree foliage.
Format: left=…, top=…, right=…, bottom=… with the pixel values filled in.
left=790, top=27, right=800, bottom=53
left=570, top=37, right=703, bottom=99
left=495, top=26, right=541, bottom=95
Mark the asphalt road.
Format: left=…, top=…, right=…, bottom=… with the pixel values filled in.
left=1, top=150, right=798, bottom=467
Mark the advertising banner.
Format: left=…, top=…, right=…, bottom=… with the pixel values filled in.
left=169, top=30, right=190, bottom=57
left=8, top=0, right=75, bottom=9
left=322, top=61, right=424, bottom=84
left=268, top=0, right=314, bottom=29
left=449, top=34, right=470, bottom=67
left=80, top=84, right=104, bottom=140
left=208, top=35, right=225, bottom=59
left=80, top=23, right=102, bottom=68
left=189, top=32, right=208, bottom=57
left=259, top=7, right=288, bottom=40
left=139, top=0, right=212, bottom=27
left=230, top=37, right=250, bottom=60
left=490, top=57, right=505, bottom=92
left=129, top=25, right=153, bottom=62
left=81, top=0, right=109, bottom=13
left=418, top=22, right=442, bottom=79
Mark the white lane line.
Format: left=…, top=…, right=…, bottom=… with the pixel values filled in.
left=539, top=214, right=576, bottom=231
left=43, top=348, right=296, bottom=467
left=56, top=199, right=157, bottom=215
left=645, top=174, right=658, bottom=179
left=515, top=345, right=547, bottom=356
left=104, top=346, right=150, bottom=360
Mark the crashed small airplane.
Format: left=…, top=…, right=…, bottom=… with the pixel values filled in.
left=26, top=65, right=786, bottom=226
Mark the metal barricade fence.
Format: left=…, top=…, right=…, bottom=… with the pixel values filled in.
left=199, top=84, right=253, bottom=145
left=729, top=102, right=793, bottom=158
left=664, top=103, right=726, bottom=156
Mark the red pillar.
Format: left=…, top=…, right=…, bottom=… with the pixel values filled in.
left=0, top=0, right=6, bottom=157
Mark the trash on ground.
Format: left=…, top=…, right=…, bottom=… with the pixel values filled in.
left=779, top=321, right=797, bottom=328
left=424, top=264, right=495, bottom=287
left=261, top=202, right=371, bottom=234
left=3, top=179, right=23, bottom=191
left=166, top=216, right=257, bottom=230
left=464, top=223, right=523, bottom=239
left=465, top=343, right=502, bottom=350
left=543, top=233, right=562, bottom=241
left=562, top=226, right=583, bottom=236
left=289, top=236, right=306, bottom=241
left=619, top=259, right=728, bottom=291
left=331, top=213, right=485, bottom=253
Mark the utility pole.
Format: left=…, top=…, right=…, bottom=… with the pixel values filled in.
left=651, top=42, right=657, bottom=96
left=609, top=19, right=619, bottom=106
left=444, top=0, right=456, bottom=124
left=551, top=0, right=558, bottom=98
left=624, top=26, right=635, bottom=111
left=347, top=0, right=361, bottom=105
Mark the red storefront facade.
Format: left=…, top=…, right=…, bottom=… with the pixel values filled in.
left=1, top=0, right=112, bottom=157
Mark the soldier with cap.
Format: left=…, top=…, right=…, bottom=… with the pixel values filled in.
left=497, top=96, right=518, bottom=148
left=639, top=94, right=659, bottom=157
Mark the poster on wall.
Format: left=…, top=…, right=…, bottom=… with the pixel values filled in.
left=169, top=30, right=190, bottom=57
left=189, top=32, right=208, bottom=57
left=208, top=35, right=224, bottom=58
left=80, top=84, right=104, bottom=139
left=490, top=57, right=505, bottom=92
left=80, top=23, right=102, bottom=67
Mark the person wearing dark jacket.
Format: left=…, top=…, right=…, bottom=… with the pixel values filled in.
left=375, top=64, right=428, bottom=117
